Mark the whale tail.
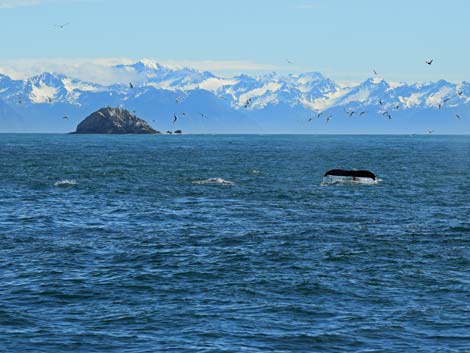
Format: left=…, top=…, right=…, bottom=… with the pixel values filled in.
left=324, top=169, right=376, bottom=180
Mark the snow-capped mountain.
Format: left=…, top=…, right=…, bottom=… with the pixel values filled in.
left=0, top=59, right=469, bottom=133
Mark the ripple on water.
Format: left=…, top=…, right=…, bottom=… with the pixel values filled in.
left=1, top=134, right=469, bottom=353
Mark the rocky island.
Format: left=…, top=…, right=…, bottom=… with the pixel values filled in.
left=72, top=107, right=157, bottom=134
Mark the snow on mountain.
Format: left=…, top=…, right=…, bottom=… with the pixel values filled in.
left=113, top=60, right=215, bottom=90
left=0, top=60, right=469, bottom=133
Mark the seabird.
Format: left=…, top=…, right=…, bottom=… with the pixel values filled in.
left=359, top=111, right=367, bottom=116
left=438, top=103, right=442, bottom=110
left=373, top=70, right=378, bottom=75
left=455, top=114, right=461, bottom=119
left=326, top=115, right=332, bottom=123
left=62, top=116, right=69, bottom=120
left=383, top=111, right=392, bottom=119
left=458, top=91, right=464, bottom=96
left=199, top=112, right=207, bottom=118
left=379, top=100, right=384, bottom=105
left=308, top=117, right=313, bottom=122
left=443, top=97, right=451, bottom=103
left=426, top=59, right=433, bottom=65
left=47, top=97, right=52, bottom=103
left=394, top=104, right=400, bottom=110
left=54, top=22, right=70, bottom=29
left=182, top=112, right=186, bottom=117
left=286, top=59, right=293, bottom=64
left=348, top=111, right=355, bottom=117
left=129, top=82, right=134, bottom=89
left=244, top=98, right=252, bottom=108
left=317, top=112, right=324, bottom=118
left=427, top=129, right=434, bottom=134
left=173, top=113, right=178, bottom=124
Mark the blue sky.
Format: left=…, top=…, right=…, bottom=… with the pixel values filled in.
left=1, top=0, right=470, bottom=82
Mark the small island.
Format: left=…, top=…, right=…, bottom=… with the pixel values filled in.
left=72, top=107, right=157, bottom=134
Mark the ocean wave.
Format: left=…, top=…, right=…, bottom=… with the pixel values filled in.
left=192, top=178, right=235, bottom=186
left=54, top=179, right=77, bottom=187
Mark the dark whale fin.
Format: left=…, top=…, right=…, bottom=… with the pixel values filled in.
left=324, top=169, right=376, bottom=180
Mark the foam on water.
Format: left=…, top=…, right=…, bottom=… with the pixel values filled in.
left=321, top=175, right=380, bottom=186
left=192, top=177, right=235, bottom=186
left=54, top=179, right=77, bottom=187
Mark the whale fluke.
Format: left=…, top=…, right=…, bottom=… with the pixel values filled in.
left=324, top=169, right=376, bottom=180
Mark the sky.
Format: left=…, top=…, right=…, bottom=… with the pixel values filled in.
left=1, top=0, right=470, bottom=83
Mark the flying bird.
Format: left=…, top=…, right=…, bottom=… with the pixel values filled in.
left=438, top=103, right=442, bottom=110
left=379, top=100, right=384, bottom=106
left=359, top=111, right=367, bottom=116
left=317, top=112, right=324, bottom=118
left=129, top=82, right=134, bottom=89
left=182, top=112, right=186, bottom=117
left=455, top=114, right=461, bottom=119
left=62, top=116, right=69, bottom=120
left=199, top=112, right=207, bottom=118
left=383, top=111, right=392, bottom=119
left=244, top=98, right=252, bottom=108
left=54, top=22, right=70, bottom=29
left=47, top=97, right=52, bottom=103
left=373, top=70, right=378, bottom=75
left=425, top=59, right=433, bottom=65
left=348, top=111, right=355, bottom=117
left=326, top=115, right=332, bottom=123
left=458, top=91, right=464, bottom=96
left=173, top=113, right=178, bottom=124
left=286, top=59, right=293, bottom=64
left=308, top=117, right=313, bottom=122
left=394, top=104, right=400, bottom=110
left=427, top=129, right=434, bottom=134
left=443, top=97, right=451, bottom=103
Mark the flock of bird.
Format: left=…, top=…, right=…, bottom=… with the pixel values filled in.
left=12, top=25, right=467, bottom=132
left=304, top=59, right=465, bottom=130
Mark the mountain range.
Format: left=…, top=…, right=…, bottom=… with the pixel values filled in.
left=0, top=59, right=469, bottom=133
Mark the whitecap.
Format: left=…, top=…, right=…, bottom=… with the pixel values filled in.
left=192, top=178, right=235, bottom=186
left=54, top=179, right=77, bottom=187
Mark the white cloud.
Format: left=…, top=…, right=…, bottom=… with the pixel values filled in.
left=0, top=0, right=39, bottom=8
left=297, top=2, right=319, bottom=9
left=158, top=60, right=279, bottom=73
left=0, top=0, right=90, bottom=8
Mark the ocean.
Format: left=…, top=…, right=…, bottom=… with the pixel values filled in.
left=1, top=134, right=469, bottom=352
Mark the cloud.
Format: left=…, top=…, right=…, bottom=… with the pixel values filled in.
left=161, top=60, right=279, bottom=73
left=0, top=58, right=281, bottom=84
left=0, top=0, right=89, bottom=8
left=297, top=2, right=319, bottom=9
left=0, top=0, right=40, bottom=8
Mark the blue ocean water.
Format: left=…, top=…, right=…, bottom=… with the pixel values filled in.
left=0, top=134, right=469, bottom=353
